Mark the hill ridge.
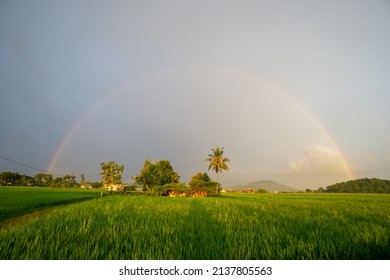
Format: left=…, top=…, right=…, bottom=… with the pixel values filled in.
left=229, top=180, right=299, bottom=192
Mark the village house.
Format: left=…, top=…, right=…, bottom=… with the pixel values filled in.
left=103, top=183, right=128, bottom=192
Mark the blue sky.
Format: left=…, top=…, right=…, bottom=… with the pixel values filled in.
left=1, top=0, right=389, bottom=189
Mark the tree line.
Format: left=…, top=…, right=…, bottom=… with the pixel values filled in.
left=0, top=172, right=80, bottom=188
left=1, top=146, right=231, bottom=197
left=324, top=178, right=390, bottom=193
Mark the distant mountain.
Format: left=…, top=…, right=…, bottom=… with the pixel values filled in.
left=229, top=180, right=299, bottom=193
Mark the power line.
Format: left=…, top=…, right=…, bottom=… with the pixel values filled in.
left=0, top=155, right=63, bottom=177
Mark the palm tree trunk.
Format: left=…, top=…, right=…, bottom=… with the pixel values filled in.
left=216, top=172, right=220, bottom=194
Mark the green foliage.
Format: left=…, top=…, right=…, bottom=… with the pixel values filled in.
left=255, top=189, right=268, bottom=193
left=51, top=177, right=63, bottom=188
left=91, top=182, right=102, bottom=188
left=326, top=178, right=390, bottom=193
left=99, top=161, right=124, bottom=190
left=189, top=172, right=219, bottom=196
left=132, top=160, right=180, bottom=192
left=0, top=172, right=80, bottom=188
left=206, top=146, right=230, bottom=194
left=1, top=193, right=389, bottom=259
left=152, top=182, right=190, bottom=196
left=0, top=172, right=34, bottom=186
left=49, top=175, right=78, bottom=188
left=206, top=147, right=230, bottom=175
left=34, top=173, right=53, bottom=187
left=125, top=184, right=137, bottom=191
left=61, top=175, right=79, bottom=188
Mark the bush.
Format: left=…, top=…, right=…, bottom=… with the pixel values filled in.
left=189, top=172, right=219, bottom=197
left=152, top=182, right=190, bottom=196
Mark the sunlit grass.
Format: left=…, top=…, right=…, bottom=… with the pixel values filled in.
left=0, top=186, right=101, bottom=223
left=0, top=192, right=389, bottom=259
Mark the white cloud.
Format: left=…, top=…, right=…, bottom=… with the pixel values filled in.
left=265, top=144, right=353, bottom=189
left=222, top=145, right=352, bottom=189
left=289, top=145, right=348, bottom=175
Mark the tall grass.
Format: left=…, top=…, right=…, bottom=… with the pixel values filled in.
left=0, top=193, right=389, bottom=259
left=0, top=186, right=101, bottom=222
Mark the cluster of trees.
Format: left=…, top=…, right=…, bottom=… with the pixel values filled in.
left=189, top=172, right=220, bottom=196
left=233, top=188, right=269, bottom=193
left=101, top=160, right=220, bottom=197
left=325, top=178, right=390, bottom=193
left=303, top=178, right=390, bottom=193
left=100, top=146, right=230, bottom=196
left=0, top=172, right=79, bottom=188
left=131, top=160, right=180, bottom=192
left=143, top=171, right=220, bottom=197
left=0, top=172, right=34, bottom=186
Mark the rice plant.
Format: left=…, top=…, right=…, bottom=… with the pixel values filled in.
left=0, top=192, right=389, bottom=260
left=0, top=186, right=101, bottom=223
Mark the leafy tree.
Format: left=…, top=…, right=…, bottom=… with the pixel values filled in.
left=48, top=175, right=78, bottom=188
left=63, top=174, right=78, bottom=188
left=0, top=172, right=23, bottom=186
left=132, top=160, right=153, bottom=191
left=132, top=160, right=180, bottom=192
left=43, top=174, right=53, bottom=186
left=21, top=175, right=34, bottom=186
left=33, top=173, right=53, bottom=187
left=206, top=146, right=230, bottom=194
left=317, top=187, right=325, bottom=193
left=189, top=172, right=218, bottom=196
left=126, top=183, right=137, bottom=191
left=33, top=173, right=45, bottom=186
left=51, top=177, right=63, bottom=188
left=100, top=161, right=124, bottom=193
left=152, top=182, right=189, bottom=196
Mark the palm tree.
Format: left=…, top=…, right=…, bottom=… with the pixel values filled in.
left=206, top=146, right=230, bottom=194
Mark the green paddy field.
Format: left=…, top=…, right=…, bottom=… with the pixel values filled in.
left=0, top=186, right=389, bottom=260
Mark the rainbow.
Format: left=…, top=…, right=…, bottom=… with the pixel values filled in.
left=47, top=66, right=354, bottom=181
